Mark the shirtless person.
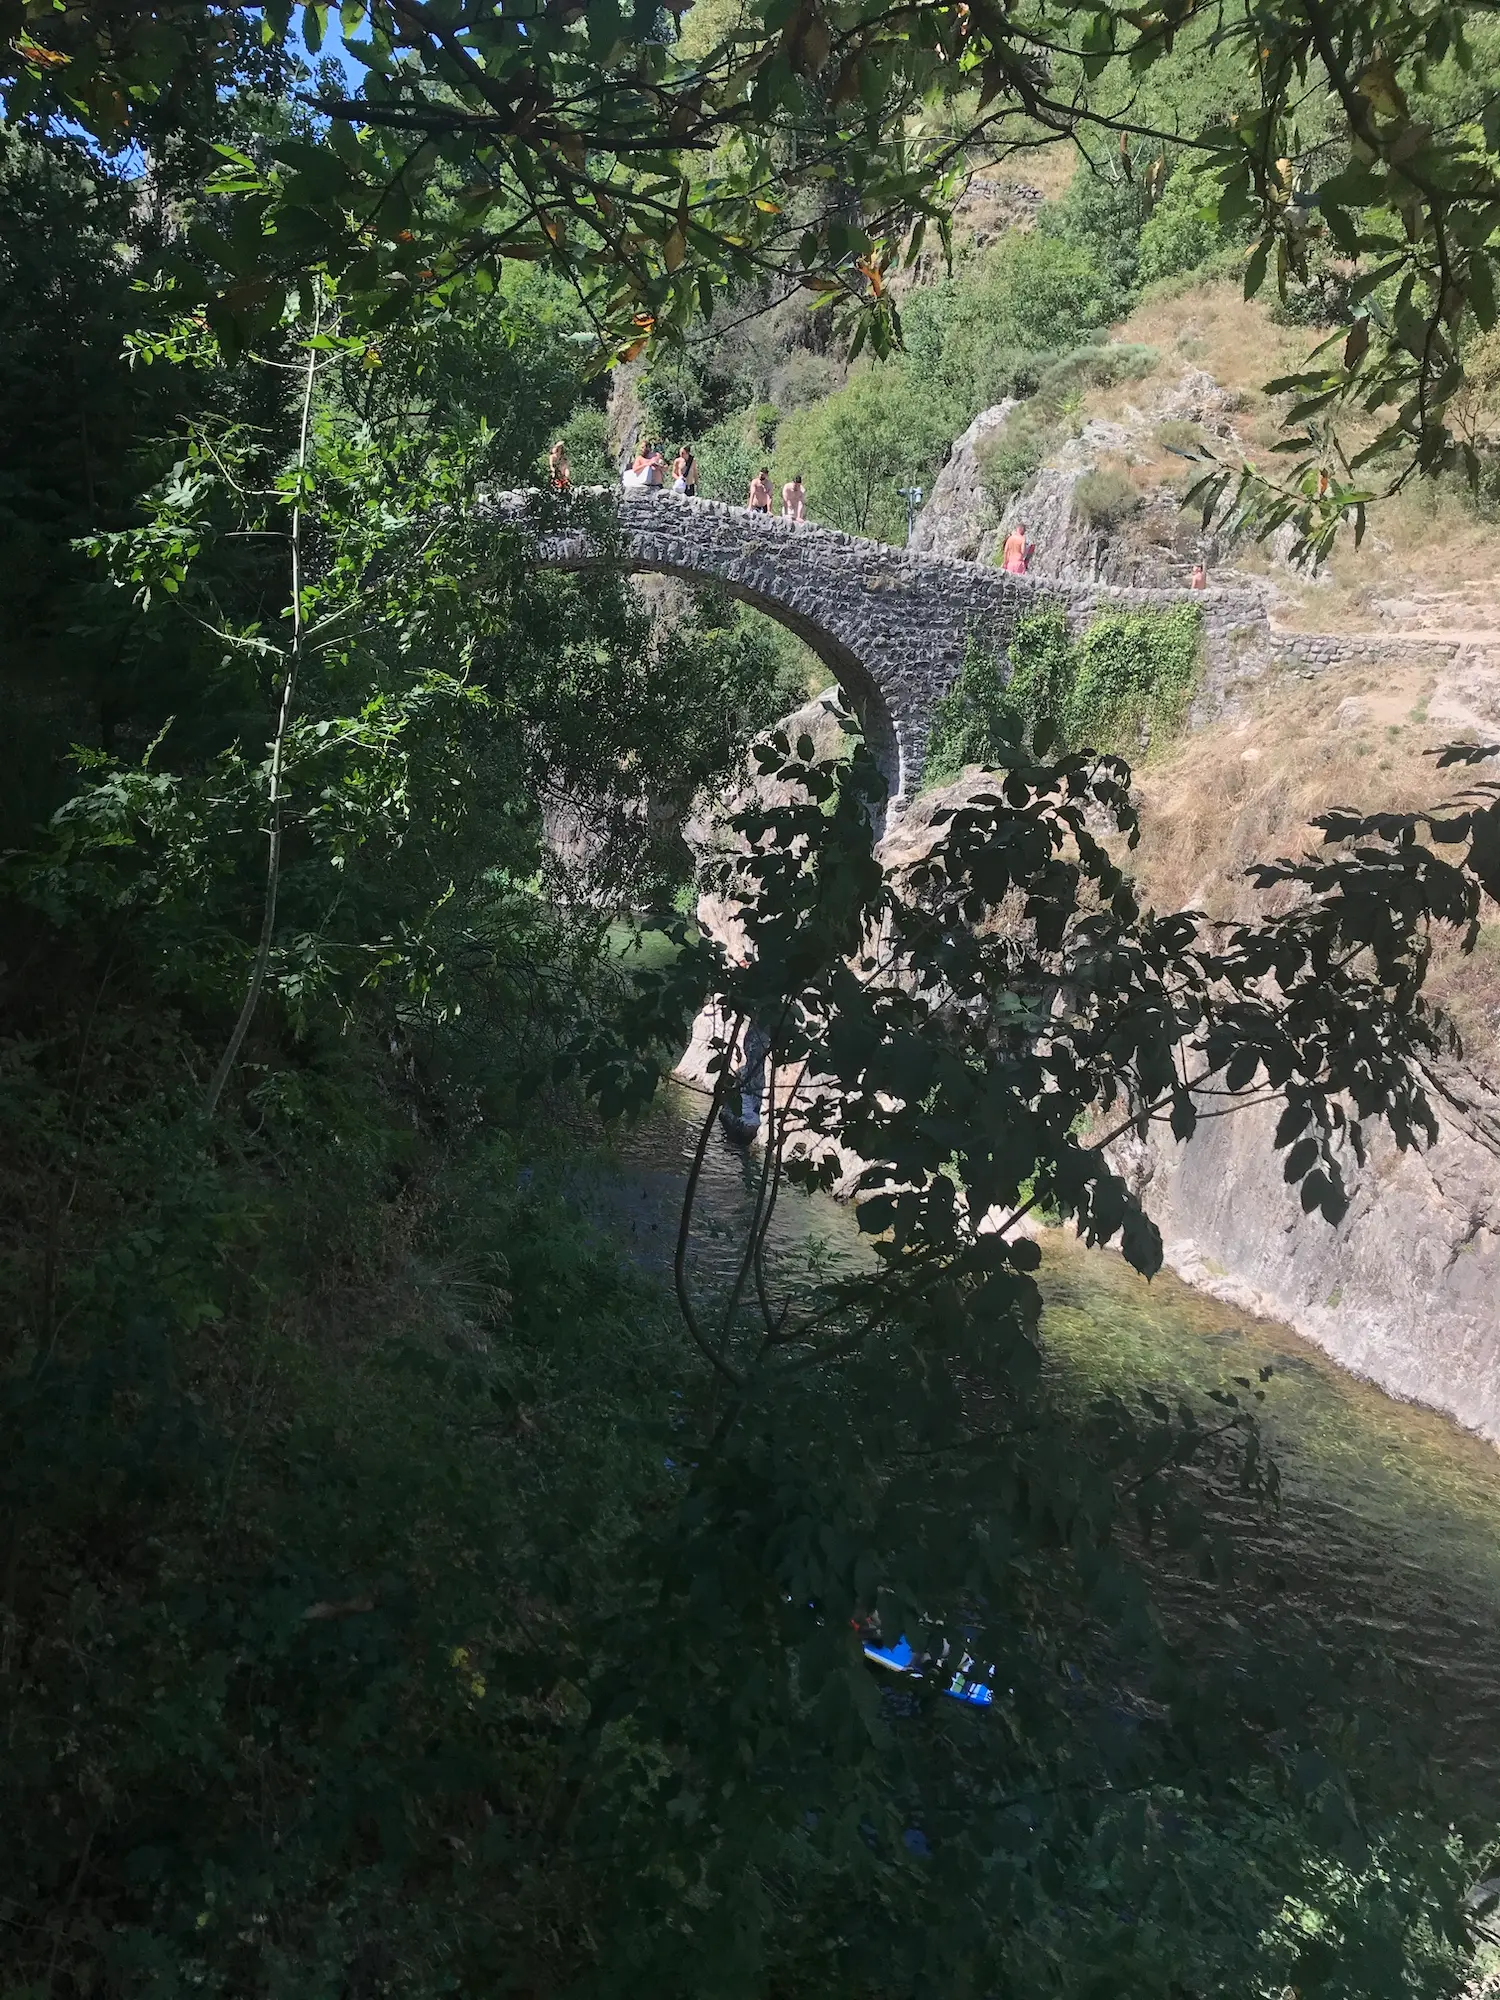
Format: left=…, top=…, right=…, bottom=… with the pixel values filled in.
left=781, top=472, right=806, bottom=523
left=747, top=467, right=773, bottom=513
left=1001, top=521, right=1030, bottom=574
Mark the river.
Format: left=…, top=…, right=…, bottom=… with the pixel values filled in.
left=578, top=1083, right=1500, bottom=1828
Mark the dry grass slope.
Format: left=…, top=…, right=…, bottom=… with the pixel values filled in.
left=1126, top=656, right=1500, bottom=1064
left=1078, top=278, right=1500, bottom=636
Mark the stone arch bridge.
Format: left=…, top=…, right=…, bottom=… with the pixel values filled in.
left=487, top=489, right=1265, bottom=806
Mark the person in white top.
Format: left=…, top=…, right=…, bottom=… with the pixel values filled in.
left=781, top=473, right=805, bottom=523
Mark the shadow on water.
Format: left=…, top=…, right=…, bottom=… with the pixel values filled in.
left=571, top=1083, right=1500, bottom=1821
left=572, top=1079, right=871, bottom=1295
left=1041, top=1244, right=1500, bottom=1814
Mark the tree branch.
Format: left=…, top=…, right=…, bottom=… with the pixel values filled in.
left=203, top=293, right=323, bottom=1119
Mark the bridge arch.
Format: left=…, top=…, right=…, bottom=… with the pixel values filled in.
left=610, top=540, right=907, bottom=800
left=491, top=489, right=1040, bottom=805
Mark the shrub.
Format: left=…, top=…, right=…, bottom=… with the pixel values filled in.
left=973, top=230, right=1123, bottom=354
left=769, top=349, right=845, bottom=410
left=975, top=410, right=1049, bottom=504
left=1039, top=153, right=1150, bottom=299
left=1036, top=342, right=1159, bottom=398
left=693, top=413, right=760, bottom=502
left=1005, top=609, right=1077, bottom=736
left=559, top=405, right=614, bottom=484
left=903, top=232, right=1123, bottom=433
left=901, top=282, right=1046, bottom=415
left=1065, top=603, right=1202, bottom=745
left=774, top=362, right=953, bottom=541
left=1137, top=162, right=1234, bottom=288
left=923, top=637, right=1021, bottom=786
left=1155, top=418, right=1203, bottom=455
left=640, top=344, right=747, bottom=440
left=923, top=612, right=1078, bottom=784
left=1073, top=465, right=1140, bottom=531
left=922, top=605, right=1202, bottom=786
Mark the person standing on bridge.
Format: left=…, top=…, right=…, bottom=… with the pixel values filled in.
left=672, top=446, right=697, bottom=496
left=642, top=443, right=665, bottom=490
left=548, top=439, right=571, bottom=490
left=747, top=467, right=773, bottom=514
left=1001, top=521, right=1031, bottom=575
left=781, top=472, right=806, bottom=523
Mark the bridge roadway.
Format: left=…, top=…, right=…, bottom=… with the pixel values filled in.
left=483, top=487, right=1261, bottom=805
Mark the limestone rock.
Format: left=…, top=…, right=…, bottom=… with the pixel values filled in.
left=1116, top=1069, right=1500, bottom=1441
left=908, top=401, right=1018, bottom=561
left=1148, top=365, right=1242, bottom=434
left=991, top=368, right=1246, bottom=589
left=684, top=687, right=854, bottom=961
left=681, top=672, right=1500, bottom=1445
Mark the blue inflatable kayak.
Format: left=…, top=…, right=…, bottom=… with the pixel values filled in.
left=862, top=1633, right=994, bottom=1706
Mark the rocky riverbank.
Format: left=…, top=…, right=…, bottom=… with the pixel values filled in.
left=1112, top=1069, right=1500, bottom=1442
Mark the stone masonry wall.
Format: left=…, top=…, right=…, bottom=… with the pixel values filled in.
left=1272, top=628, right=1500, bottom=673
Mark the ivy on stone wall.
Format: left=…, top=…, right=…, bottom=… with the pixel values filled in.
left=1069, top=603, right=1202, bottom=746
left=924, top=604, right=1202, bottom=786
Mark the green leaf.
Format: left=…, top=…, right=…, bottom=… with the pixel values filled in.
left=587, top=0, right=622, bottom=53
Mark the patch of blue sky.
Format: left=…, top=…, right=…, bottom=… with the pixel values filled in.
left=0, top=9, right=365, bottom=165
left=286, top=7, right=366, bottom=97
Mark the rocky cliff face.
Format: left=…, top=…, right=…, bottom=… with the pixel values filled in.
left=996, top=367, right=1247, bottom=587
left=685, top=697, right=1500, bottom=1446
left=1114, top=1068, right=1500, bottom=1440
left=908, top=401, right=1017, bottom=561
left=885, top=765, right=1500, bottom=1443
left=911, top=364, right=1248, bottom=587
left=682, top=687, right=855, bottom=961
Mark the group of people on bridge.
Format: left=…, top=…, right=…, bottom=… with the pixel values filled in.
left=748, top=468, right=806, bottom=522
left=543, top=437, right=1218, bottom=585
left=549, top=437, right=703, bottom=496
left=545, top=436, right=808, bottom=525
left=618, top=442, right=699, bottom=495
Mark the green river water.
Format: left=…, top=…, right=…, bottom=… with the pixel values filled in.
left=582, top=1085, right=1500, bottom=1827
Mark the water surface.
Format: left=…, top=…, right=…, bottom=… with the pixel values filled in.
left=579, top=1084, right=1500, bottom=1820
